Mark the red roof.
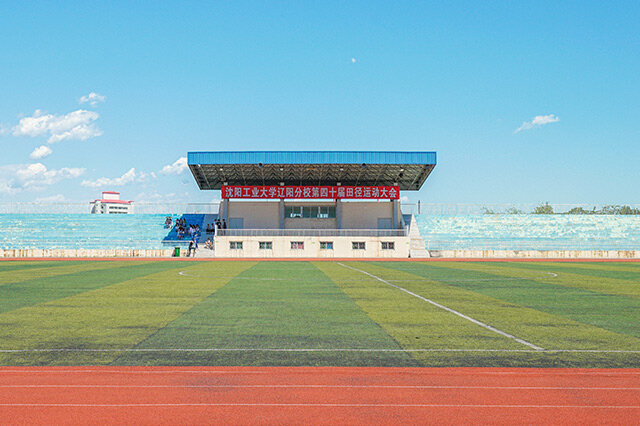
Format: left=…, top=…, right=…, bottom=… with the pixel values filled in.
left=102, top=191, right=120, bottom=195
left=90, top=199, right=133, bottom=204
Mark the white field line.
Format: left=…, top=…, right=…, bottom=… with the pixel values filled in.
left=338, top=263, right=545, bottom=351
left=0, top=369, right=269, bottom=374
left=0, top=403, right=638, bottom=408
left=0, top=385, right=637, bottom=390
left=0, top=348, right=638, bottom=353
left=0, top=369, right=637, bottom=376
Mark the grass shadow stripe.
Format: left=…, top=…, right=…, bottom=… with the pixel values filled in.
left=382, top=261, right=640, bottom=339
left=0, top=261, right=254, bottom=366
left=337, top=262, right=543, bottom=351
left=0, top=261, right=192, bottom=315
left=0, top=261, right=87, bottom=274
left=115, top=261, right=418, bottom=367
left=483, top=261, right=640, bottom=299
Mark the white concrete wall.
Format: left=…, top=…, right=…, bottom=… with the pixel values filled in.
left=341, top=201, right=394, bottom=229
left=102, top=192, right=119, bottom=200
left=284, top=218, right=337, bottom=229
left=0, top=249, right=173, bottom=258
left=227, top=201, right=280, bottom=229
left=214, top=236, right=410, bottom=258
left=428, top=250, right=640, bottom=259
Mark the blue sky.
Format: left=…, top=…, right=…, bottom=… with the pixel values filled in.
left=1, top=1, right=638, bottom=205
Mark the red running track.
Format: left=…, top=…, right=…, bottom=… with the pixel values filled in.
left=0, top=367, right=638, bottom=425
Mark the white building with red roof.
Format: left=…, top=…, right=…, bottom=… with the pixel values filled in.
left=90, top=191, right=134, bottom=214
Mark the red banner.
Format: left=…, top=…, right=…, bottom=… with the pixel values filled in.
left=221, top=185, right=399, bottom=199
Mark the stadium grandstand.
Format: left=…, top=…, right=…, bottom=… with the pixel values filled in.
left=164, top=151, right=437, bottom=258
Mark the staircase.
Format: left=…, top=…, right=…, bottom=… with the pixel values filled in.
left=193, top=214, right=217, bottom=258
left=407, top=214, right=429, bottom=258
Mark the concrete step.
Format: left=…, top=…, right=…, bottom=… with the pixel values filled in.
left=408, top=213, right=429, bottom=258
left=410, top=249, right=430, bottom=258
left=190, top=248, right=216, bottom=258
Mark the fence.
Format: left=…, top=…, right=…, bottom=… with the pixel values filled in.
left=214, top=228, right=407, bottom=237
left=403, top=203, right=640, bottom=215
left=0, top=202, right=220, bottom=215
left=2, top=202, right=639, bottom=216
left=422, top=239, right=640, bottom=251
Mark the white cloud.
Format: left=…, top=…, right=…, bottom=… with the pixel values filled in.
left=351, top=58, right=357, bottom=63
left=12, top=109, right=103, bottom=143
left=137, top=171, right=157, bottom=181
left=35, top=194, right=66, bottom=202
left=81, top=168, right=137, bottom=188
left=160, top=157, right=188, bottom=175
left=29, top=145, right=53, bottom=159
left=0, top=163, right=85, bottom=194
left=514, top=114, right=560, bottom=133
left=79, top=92, right=106, bottom=106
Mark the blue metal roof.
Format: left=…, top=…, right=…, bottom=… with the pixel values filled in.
left=188, top=151, right=436, bottom=166
left=187, top=151, right=437, bottom=190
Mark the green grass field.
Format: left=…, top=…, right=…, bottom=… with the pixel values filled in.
left=0, top=260, right=639, bottom=367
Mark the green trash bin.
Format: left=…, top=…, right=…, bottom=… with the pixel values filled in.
left=173, top=247, right=181, bottom=257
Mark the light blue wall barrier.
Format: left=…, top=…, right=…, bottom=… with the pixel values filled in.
left=416, top=214, right=640, bottom=250
left=2, top=213, right=640, bottom=251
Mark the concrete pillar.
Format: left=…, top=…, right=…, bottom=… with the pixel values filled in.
left=222, top=199, right=229, bottom=222
left=336, top=199, right=342, bottom=229
left=392, top=199, right=398, bottom=229
left=279, top=199, right=285, bottom=229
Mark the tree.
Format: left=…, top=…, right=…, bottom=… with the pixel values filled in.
left=505, top=207, right=524, bottom=214
left=566, top=207, right=594, bottom=215
left=598, top=205, right=640, bottom=215
left=532, top=202, right=554, bottom=214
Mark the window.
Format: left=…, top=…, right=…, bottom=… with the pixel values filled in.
left=285, top=206, right=303, bottom=218
left=302, top=206, right=315, bottom=218
left=259, top=241, right=273, bottom=250
left=290, top=241, right=304, bottom=250
left=318, top=206, right=336, bottom=218
left=229, top=241, right=243, bottom=250
left=352, top=242, right=365, bottom=250
left=381, top=241, right=395, bottom=250
left=285, top=205, right=336, bottom=218
left=320, top=241, right=334, bottom=250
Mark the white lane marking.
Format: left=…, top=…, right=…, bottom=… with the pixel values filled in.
left=0, top=403, right=637, bottom=408
left=0, top=385, right=637, bottom=390
left=0, top=348, right=638, bottom=353
left=338, top=263, right=545, bottom=350
left=0, top=369, right=636, bottom=376
left=0, top=369, right=268, bottom=374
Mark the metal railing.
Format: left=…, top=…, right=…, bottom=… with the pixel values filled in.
left=215, top=228, right=407, bottom=237
left=0, top=239, right=170, bottom=250
left=423, top=239, right=640, bottom=251
left=2, top=202, right=639, bottom=216
left=0, top=202, right=220, bottom=215
left=402, top=203, right=640, bottom=215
